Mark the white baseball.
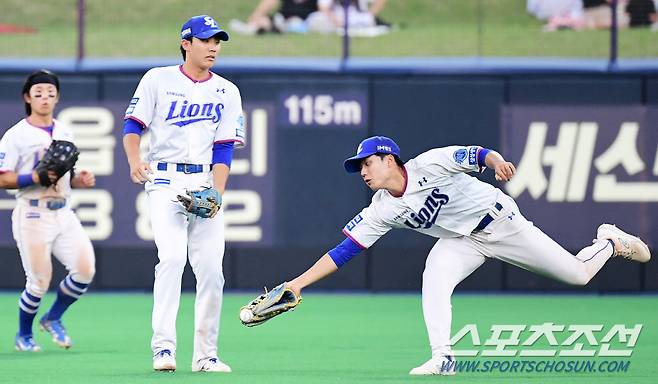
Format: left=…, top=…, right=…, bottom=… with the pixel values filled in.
left=240, top=309, right=254, bottom=322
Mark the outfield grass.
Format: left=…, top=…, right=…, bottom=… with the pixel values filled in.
left=0, top=293, right=655, bottom=383
left=0, top=0, right=656, bottom=58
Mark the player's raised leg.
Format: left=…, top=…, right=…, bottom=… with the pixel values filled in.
left=148, top=188, right=189, bottom=371
left=187, top=210, right=231, bottom=373
left=486, top=216, right=649, bottom=286
left=410, top=237, right=487, bottom=376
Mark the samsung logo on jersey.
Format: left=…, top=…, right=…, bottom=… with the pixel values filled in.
left=166, top=91, right=186, bottom=97
left=165, top=100, right=224, bottom=126
left=404, top=188, right=449, bottom=230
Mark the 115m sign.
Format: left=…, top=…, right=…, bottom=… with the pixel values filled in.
left=278, top=91, right=368, bottom=128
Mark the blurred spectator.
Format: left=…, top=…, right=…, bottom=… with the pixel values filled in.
left=625, top=0, right=657, bottom=27
left=531, top=0, right=642, bottom=31
left=528, top=0, right=583, bottom=20
left=583, top=0, right=630, bottom=29
left=306, top=0, right=391, bottom=36
left=229, top=0, right=318, bottom=35
left=527, top=0, right=585, bottom=31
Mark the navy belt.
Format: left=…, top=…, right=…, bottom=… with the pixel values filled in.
left=157, top=162, right=206, bottom=174
left=29, top=199, right=66, bottom=210
left=474, top=202, right=503, bottom=231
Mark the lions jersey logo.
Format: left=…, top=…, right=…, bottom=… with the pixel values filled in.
left=404, top=188, right=449, bottom=229
left=165, top=100, right=224, bottom=126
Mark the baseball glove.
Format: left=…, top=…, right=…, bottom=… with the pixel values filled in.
left=176, top=187, right=221, bottom=218
left=239, top=283, right=302, bottom=327
left=35, top=140, right=80, bottom=187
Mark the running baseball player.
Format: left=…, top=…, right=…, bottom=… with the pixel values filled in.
left=0, top=70, right=96, bottom=352
left=275, top=135, right=651, bottom=375
left=122, top=15, right=245, bottom=373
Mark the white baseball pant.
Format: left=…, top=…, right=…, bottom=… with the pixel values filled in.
left=146, top=167, right=226, bottom=365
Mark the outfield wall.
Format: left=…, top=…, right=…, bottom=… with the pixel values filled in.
left=0, top=59, right=656, bottom=292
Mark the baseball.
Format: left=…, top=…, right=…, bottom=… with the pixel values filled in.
left=240, top=309, right=253, bottom=322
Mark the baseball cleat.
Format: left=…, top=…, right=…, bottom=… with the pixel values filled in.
left=153, top=349, right=176, bottom=371
left=39, top=316, right=72, bottom=349
left=409, top=355, right=457, bottom=375
left=597, top=224, right=651, bottom=263
left=192, top=357, right=231, bottom=373
left=15, top=334, right=41, bottom=352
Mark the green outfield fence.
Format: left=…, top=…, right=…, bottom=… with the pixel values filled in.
left=1, top=0, right=656, bottom=61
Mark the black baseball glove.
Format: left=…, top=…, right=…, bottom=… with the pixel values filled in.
left=35, top=140, right=80, bottom=187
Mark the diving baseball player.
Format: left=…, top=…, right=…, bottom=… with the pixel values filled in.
left=283, top=136, right=651, bottom=375
left=122, top=15, right=245, bottom=373
left=0, top=70, right=96, bottom=352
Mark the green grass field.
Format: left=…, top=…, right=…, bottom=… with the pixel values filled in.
left=0, top=0, right=656, bottom=58
left=0, top=293, right=656, bottom=383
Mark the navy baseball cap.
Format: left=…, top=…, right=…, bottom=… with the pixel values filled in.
left=344, top=136, right=401, bottom=173
left=181, top=15, right=229, bottom=41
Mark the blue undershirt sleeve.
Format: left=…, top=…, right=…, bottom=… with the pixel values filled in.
left=327, top=237, right=364, bottom=268
left=477, top=148, right=491, bottom=168
left=212, top=142, right=235, bottom=166
left=17, top=174, right=34, bottom=188
left=123, top=118, right=145, bottom=136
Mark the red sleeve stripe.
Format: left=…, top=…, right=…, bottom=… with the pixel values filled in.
left=214, top=139, right=245, bottom=146
left=124, top=116, right=146, bottom=128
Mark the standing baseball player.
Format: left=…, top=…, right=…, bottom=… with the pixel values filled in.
left=0, top=70, right=96, bottom=352
left=281, top=135, right=651, bottom=375
left=122, top=15, right=245, bottom=373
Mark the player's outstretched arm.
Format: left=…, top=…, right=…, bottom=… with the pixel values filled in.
left=287, top=254, right=339, bottom=296
left=239, top=254, right=336, bottom=327
left=122, top=133, right=152, bottom=184
left=484, top=150, right=516, bottom=182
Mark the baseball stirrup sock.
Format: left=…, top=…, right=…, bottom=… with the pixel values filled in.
left=46, top=275, right=89, bottom=320
left=18, top=290, right=42, bottom=336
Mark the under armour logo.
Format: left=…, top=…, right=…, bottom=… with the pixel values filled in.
left=204, top=17, right=218, bottom=28
left=418, top=177, right=428, bottom=187
left=508, top=212, right=516, bottom=220
left=217, top=88, right=225, bottom=93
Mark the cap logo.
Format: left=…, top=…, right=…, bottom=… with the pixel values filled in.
left=357, top=143, right=364, bottom=154
left=204, top=16, right=217, bottom=28
left=377, top=145, right=392, bottom=152
left=181, top=28, right=191, bottom=37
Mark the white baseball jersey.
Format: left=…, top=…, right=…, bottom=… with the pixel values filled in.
left=0, top=118, right=73, bottom=200
left=125, top=65, right=245, bottom=164
left=343, top=146, right=498, bottom=248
